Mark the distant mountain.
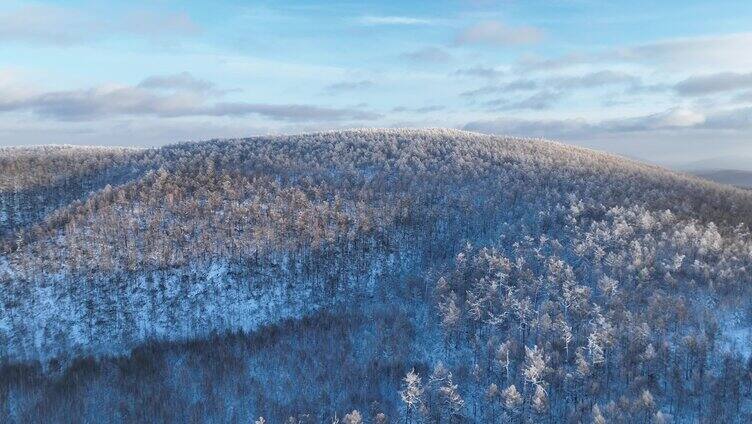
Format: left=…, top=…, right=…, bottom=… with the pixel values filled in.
left=691, top=169, right=752, bottom=188
left=676, top=154, right=752, bottom=172
left=2, top=129, right=752, bottom=423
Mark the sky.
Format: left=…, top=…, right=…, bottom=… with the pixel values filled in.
left=2, top=0, right=752, bottom=168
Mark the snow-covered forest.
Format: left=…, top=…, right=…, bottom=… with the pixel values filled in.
left=1, top=129, right=752, bottom=423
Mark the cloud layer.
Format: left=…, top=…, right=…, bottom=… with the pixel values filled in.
left=518, top=33, right=752, bottom=72
left=675, top=72, right=752, bottom=96
left=0, top=73, right=381, bottom=122
left=400, top=46, right=454, bottom=63
left=461, top=70, right=644, bottom=111
left=323, top=80, right=375, bottom=94
left=0, top=5, right=199, bottom=45
left=455, top=21, right=544, bottom=46
left=358, top=16, right=434, bottom=26
left=463, top=107, right=752, bottom=139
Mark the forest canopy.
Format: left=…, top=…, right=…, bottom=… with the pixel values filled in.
left=1, top=129, right=751, bottom=423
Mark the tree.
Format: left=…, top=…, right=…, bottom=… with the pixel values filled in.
left=439, top=292, right=462, bottom=347
left=531, top=384, right=548, bottom=415
left=400, top=369, right=424, bottom=423
left=485, top=383, right=500, bottom=423
left=557, top=317, right=573, bottom=358
left=653, top=411, right=669, bottom=424
left=496, top=341, right=513, bottom=382
left=343, top=410, right=363, bottom=424
left=523, top=345, right=548, bottom=389
left=502, top=385, right=523, bottom=415
left=592, top=404, right=606, bottom=424
left=635, top=389, right=656, bottom=423
left=438, top=372, right=465, bottom=422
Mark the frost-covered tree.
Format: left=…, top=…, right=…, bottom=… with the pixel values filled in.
left=342, top=410, right=363, bottom=424
left=400, top=369, right=424, bottom=423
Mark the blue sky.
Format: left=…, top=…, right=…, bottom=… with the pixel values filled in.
left=2, top=0, right=752, bottom=167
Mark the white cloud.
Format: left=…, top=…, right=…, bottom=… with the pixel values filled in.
left=552, top=70, right=640, bottom=90
left=323, top=80, right=375, bottom=94
left=0, top=5, right=90, bottom=45
left=0, top=4, right=200, bottom=45
left=655, top=108, right=706, bottom=128
left=463, top=116, right=592, bottom=139
left=462, top=106, right=752, bottom=166
left=455, top=21, right=544, bottom=46
left=619, top=33, right=752, bottom=69
left=120, top=10, right=200, bottom=37
left=675, top=72, right=752, bottom=96
left=358, top=16, right=434, bottom=26
left=460, top=70, right=643, bottom=111
left=464, top=107, right=707, bottom=137
left=0, top=76, right=382, bottom=122
left=453, top=66, right=505, bottom=79
left=703, top=107, right=752, bottom=130
left=392, top=105, right=445, bottom=114
left=486, top=90, right=563, bottom=111
left=137, top=72, right=219, bottom=94
left=519, top=33, right=752, bottom=72
left=603, top=108, right=706, bottom=132
left=400, top=47, right=454, bottom=63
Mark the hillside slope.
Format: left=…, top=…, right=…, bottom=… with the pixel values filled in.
left=1, top=129, right=752, bottom=423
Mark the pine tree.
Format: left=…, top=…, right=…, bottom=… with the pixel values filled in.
left=486, top=383, right=500, bottom=423
left=343, top=410, right=363, bottom=424
left=400, top=369, right=424, bottom=423
left=592, top=404, right=606, bottom=424
left=502, top=384, right=523, bottom=415
left=523, top=345, right=548, bottom=388
left=438, top=372, right=464, bottom=421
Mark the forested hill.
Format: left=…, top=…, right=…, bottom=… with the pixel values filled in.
left=2, top=129, right=752, bottom=423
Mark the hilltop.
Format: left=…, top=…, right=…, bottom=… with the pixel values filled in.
left=1, top=129, right=752, bottom=423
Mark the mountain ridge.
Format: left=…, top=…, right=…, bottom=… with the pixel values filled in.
left=2, top=129, right=752, bottom=422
